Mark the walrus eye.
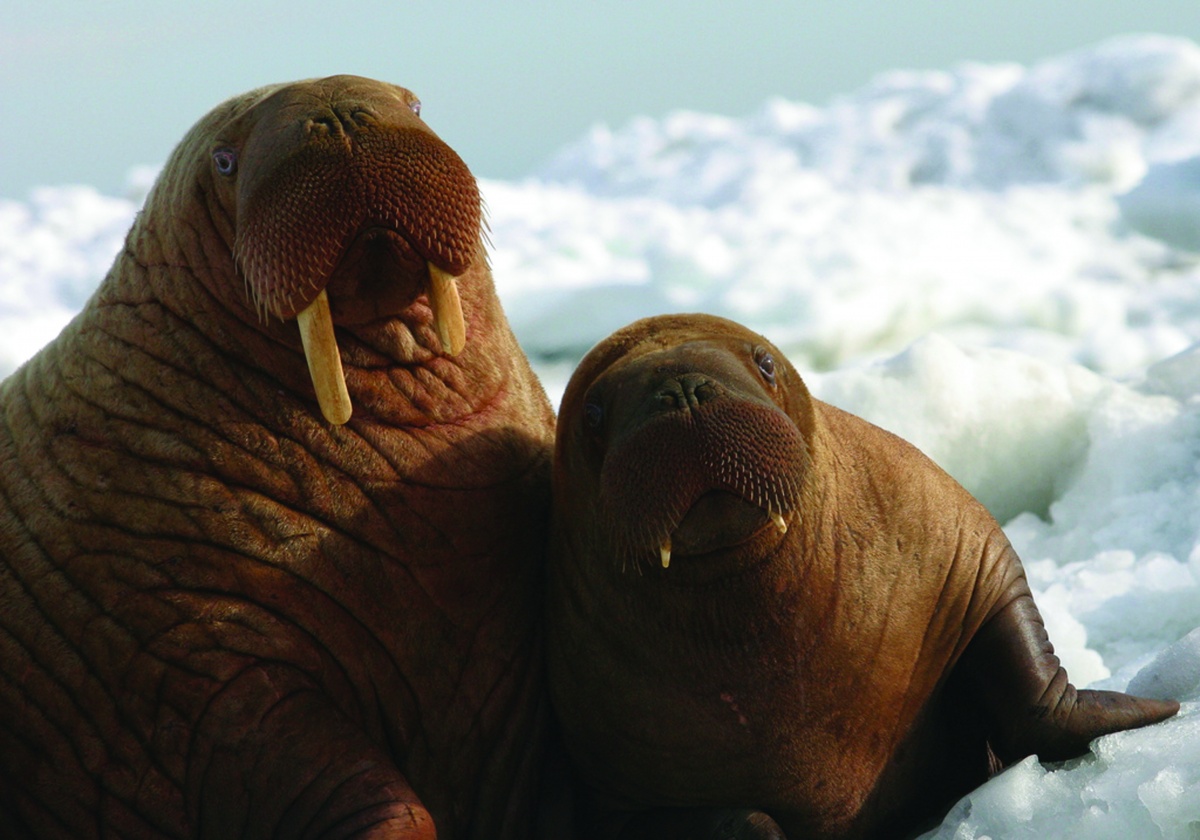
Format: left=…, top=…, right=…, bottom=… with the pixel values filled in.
left=409, top=99, right=422, bottom=117
left=754, top=347, right=777, bottom=385
left=584, top=401, right=604, bottom=431
left=213, top=147, right=238, bottom=176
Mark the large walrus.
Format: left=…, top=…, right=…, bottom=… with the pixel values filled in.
left=546, top=313, right=1179, bottom=839
left=0, top=76, right=556, bottom=838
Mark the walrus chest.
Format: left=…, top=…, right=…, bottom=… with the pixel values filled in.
left=552, top=565, right=892, bottom=808
left=548, top=514, right=968, bottom=826
left=1, top=399, right=543, bottom=727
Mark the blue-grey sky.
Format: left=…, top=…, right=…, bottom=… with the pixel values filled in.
left=4, top=1, right=1200, bottom=198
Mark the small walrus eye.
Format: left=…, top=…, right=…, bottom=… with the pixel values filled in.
left=409, top=99, right=422, bottom=117
left=583, top=400, right=604, bottom=431
left=212, top=147, right=238, bottom=176
left=754, top=346, right=777, bottom=385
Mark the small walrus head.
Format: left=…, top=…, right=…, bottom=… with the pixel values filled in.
left=142, top=75, right=483, bottom=423
left=555, top=313, right=815, bottom=577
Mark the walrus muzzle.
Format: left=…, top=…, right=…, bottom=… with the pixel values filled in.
left=235, top=118, right=482, bottom=424
left=591, top=355, right=806, bottom=571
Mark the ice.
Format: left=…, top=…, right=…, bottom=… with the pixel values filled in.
left=922, top=715, right=1200, bottom=839
left=3, top=32, right=1200, bottom=840
left=1129, top=627, right=1200, bottom=702
left=1119, top=156, right=1200, bottom=252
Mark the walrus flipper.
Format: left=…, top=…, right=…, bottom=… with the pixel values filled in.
left=190, top=672, right=437, bottom=839
left=963, top=571, right=1179, bottom=766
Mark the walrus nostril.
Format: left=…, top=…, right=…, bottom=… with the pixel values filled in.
left=303, top=106, right=377, bottom=139
left=691, top=380, right=718, bottom=403
left=305, top=115, right=341, bottom=138
left=653, top=374, right=719, bottom=411
left=653, top=386, right=682, bottom=409
left=337, top=106, right=378, bottom=132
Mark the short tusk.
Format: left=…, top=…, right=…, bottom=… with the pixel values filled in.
left=296, top=289, right=352, bottom=425
left=660, top=539, right=672, bottom=569
left=770, top=511, right=788, bottom=535
left=427, top=262, right=466, bottom=356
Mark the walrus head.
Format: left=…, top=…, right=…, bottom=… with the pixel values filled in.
left=555, top=313, right=814, bottom=577
left=142, top=75, right=483, bottom=424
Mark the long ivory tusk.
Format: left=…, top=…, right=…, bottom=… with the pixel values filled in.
left=427, top=262, right=466, bottom=356
left=660, top=540, right=672, bottom=569
left=296, top=289, right=352, bottom=425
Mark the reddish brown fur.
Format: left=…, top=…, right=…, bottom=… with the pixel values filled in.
left=0, top=77, right=555, bottom=838
left=547, top=314, right=1176, bottom=839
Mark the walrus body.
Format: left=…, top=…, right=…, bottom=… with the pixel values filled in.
left=546, top=314, right=1177, bottom=839
left=0, top=77, right=555, bottom=838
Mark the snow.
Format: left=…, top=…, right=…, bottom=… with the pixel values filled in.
left=4, top=32, right=1200, bottom=839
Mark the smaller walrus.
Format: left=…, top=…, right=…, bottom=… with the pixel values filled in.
left=546, top=313, right=1179, bottom=840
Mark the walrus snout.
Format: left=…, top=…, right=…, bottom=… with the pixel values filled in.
left=223, top=76, right=482, bottom=422
left=583, top=347, right=804, bottom=571
left=234, top=90, right=481, bottom=319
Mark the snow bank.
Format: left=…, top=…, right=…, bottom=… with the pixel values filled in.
left=492, top=35, right=1200, bottom=376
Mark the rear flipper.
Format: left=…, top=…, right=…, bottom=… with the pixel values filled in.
left=963, top=577, right=1179, bottom=766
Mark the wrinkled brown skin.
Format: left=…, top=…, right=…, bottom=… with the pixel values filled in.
left=0, top=76, right=557, bottom=838
left=547, top=313, right=1178, bottom=840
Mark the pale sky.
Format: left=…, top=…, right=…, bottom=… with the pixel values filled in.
left=4, top=1, right=1200, bottom=197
